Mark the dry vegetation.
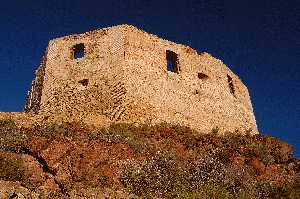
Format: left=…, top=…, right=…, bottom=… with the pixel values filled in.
left=0, top=118, right=299, bottom=198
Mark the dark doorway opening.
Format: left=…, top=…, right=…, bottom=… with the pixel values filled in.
left=166, top=50, right=179, bottom=73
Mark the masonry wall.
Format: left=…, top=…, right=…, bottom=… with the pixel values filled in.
left=24, top=24, right=257, bottom=134
left=24, top=51, right=47, bottom=113
left=120, top=25, right=257, bottom=134
left=37, top=26, right=128, bottom=120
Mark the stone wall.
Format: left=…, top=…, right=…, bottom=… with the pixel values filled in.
left=24, top=50, right=47, bottom=113
left=24, top=24, right=258, bottom=134
left=35, top=26, right=127, bottom=121
left=120, top=25, right=257, bottom=133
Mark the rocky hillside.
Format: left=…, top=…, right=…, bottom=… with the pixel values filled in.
left=0, top=117, right=299, bottom=198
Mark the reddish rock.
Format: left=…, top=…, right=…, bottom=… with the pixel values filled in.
left=28, top=136, right=49, bottom=155
left=230, top=155, right=246, bottom=166
left=40, top=140, right=73, bottom=167
left=249, top=158, right=266, bottom=174
left=0, top=120, right=299, bottom=197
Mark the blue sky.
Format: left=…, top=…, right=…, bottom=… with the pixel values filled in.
left=0, top=0, right=299, bottom=157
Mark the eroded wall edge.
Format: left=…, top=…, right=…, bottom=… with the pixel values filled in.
left=24, top=49, right=48, bottom=113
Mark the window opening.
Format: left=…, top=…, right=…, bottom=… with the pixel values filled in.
left=198, top=73, right=209, bottom=79
left=72, top=43, right=85, bottom=59
left=227, top=75, right=235, bottom=96
left=78, top=79, right=89, bottom=87
left=166, top=50, right=179, bottom=73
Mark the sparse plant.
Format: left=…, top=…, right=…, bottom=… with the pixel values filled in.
left=212, top=126, right=219, bottom=135
left=0, top=119, right=28, bottom=152
left=0, top=155, right=25, bottom=181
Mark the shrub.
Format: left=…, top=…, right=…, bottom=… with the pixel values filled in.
left=32, top=123, right=69, bottom=138
left=0, top=119, right=27, bottom=152
left=187, top=154, right=227, bottom=187
left=211, top=126, right=219, bottom=135
left=0, top=155, right=25, bottom=181
left=32, top=122, right=88, bottom=140
left=121, top=152, right=228, bottom=198
left=89, top=123, right=153, bottom=153
left=121, top=152, right=187, bottom=198
left=177, top=183, right=231, bottom=199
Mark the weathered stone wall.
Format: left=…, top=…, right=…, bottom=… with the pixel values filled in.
left=120, top=25, right=257, bottom=133
left=24, top=24, right=257, bottom=134
left=38, top=26, right=127, bottom=121
left=24, top=50, right=47, bottom=113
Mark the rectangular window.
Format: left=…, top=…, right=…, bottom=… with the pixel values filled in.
left=166, top=50, right=179, bottom=73
left=72, top=43, right=85, bottom=59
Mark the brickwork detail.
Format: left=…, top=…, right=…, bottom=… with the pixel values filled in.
left=104, top=81, right=127, bottom=121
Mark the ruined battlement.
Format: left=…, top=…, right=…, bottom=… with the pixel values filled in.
left=24, top=24, right=257, bottom=134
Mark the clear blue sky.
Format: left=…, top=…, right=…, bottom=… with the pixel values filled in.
left=0, top=0, right=299, bottom=157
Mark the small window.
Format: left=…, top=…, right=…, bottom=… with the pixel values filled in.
left=72, top=43, right=85, bottom=59
left=227, top=75, right=235, bottom=96
left=78, top=79, right=89, bottom=87
left=198, top=73, right=209, bottom=79
left=166, top=50, right=179, bottom=73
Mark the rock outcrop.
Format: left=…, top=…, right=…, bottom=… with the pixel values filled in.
left=0, top=116, right=299, bottom=198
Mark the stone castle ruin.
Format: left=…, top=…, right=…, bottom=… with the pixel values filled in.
left=24, top=24, right=257, bottom=134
